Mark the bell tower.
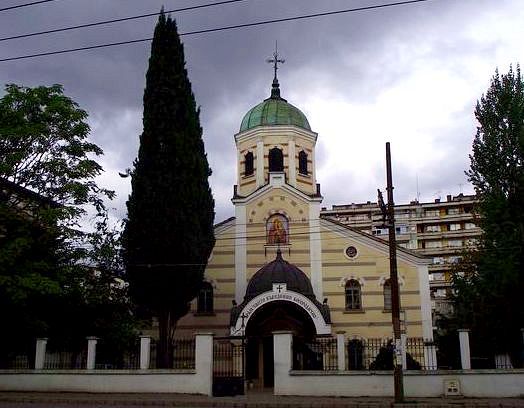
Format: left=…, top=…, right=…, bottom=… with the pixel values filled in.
left=231, top=54, right=324, bottom=304
left=234, top=50, right=319, bottom=199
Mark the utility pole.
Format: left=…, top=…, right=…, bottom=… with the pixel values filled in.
left=378, top=142, right=404, bottom=403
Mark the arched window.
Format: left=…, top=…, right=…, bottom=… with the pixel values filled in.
left=298, top=150, right=308, bottom=175
left=383, top=279, right=392, bottom=311
left=268, top=147, right=284, bottom=172
left=197, top=281, right=214, bottom=313
left=266, top=214, right=289, bottom=245
left=345, top=279, right=361, bottom=310
left=244, top=152, right=254, bottom=176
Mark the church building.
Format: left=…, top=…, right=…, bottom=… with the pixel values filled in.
left=177, top=61, right=433, bottom=386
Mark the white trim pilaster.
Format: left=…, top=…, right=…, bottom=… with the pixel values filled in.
left=288, top=139, right=296, bottom=187
left=459, top=329, right=471, bottom=370
left=256, top=138, right=264, bottom=188
left=34, top=338, right=47, bottom=370
left=311, top=142, right=317, bottom=186
left=139, top=336, right=151, bottom=370
left=235, top=205, right=247, bottom=303
left=309, top=202, right=323, bottom=301
left=336, top=332, right=346, bottom=370
left=417, top=265, right=433, bottom=340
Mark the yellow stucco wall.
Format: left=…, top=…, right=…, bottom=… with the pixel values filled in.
left=177, top=188, right=425, bottom=340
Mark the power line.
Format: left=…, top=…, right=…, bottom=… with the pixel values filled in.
left=0, top=0, right=60, bottom=13
left=0, top=0, right=247, bottom=42
left=0, top=0, right=440, bottom=63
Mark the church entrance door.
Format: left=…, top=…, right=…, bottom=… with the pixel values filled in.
left=244, top=301, right=316, bottom=389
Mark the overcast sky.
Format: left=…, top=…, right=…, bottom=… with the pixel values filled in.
left=1, top=0, right=523, bottom=224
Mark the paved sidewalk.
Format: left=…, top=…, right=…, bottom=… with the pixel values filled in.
left=1, top=392, right=524, bottom=408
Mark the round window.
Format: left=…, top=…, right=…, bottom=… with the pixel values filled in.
left=345, top=246, right=358, bottom=258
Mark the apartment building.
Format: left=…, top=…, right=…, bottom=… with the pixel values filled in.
left=320, top=194, right=481, bottom=317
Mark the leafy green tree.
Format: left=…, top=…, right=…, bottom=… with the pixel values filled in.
left=453, top=65, right=524, bottom=365
left=0, top=84, right=137, bottom=363
left=0, top=84, right=114, bottom=222
left=123, top=12, right=215, bottom=368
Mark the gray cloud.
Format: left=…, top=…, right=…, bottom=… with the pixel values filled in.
left=1, top=0, right=520, bottom=224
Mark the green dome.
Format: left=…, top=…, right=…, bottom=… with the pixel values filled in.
left=239, top=78, right=311, bottom=132
left=240, top=98, right=311, bottom=132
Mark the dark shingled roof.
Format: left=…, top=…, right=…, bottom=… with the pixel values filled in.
left=230, top=249, right=331, bottom=326
left=245, top=249, right=315, bottom=301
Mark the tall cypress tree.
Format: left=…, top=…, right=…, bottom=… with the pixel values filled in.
left=123, top=12, right=215, bottom=368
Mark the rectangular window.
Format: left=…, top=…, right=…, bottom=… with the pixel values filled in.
left=396, top=225, right=408, bottom=234
left=448, top=239, right=462, bottom=247
left=431, top=273, right=445, bottom=281
left=426, top=225, right=440, bottom=232
left=447, top=208, right=460, bottom=215
left=448, top=256, right=462, bottom=264
left=426, top=240, right=443, bottom=248
left=425, top=209, right=439, bottom=217
left=449, top=223, right=462, bottom=231
left=465, top=222, right=476, bottom=230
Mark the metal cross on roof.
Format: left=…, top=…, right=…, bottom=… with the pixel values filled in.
left=266, top=41, right=285, bottom=81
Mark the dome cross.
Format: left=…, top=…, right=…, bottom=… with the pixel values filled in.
left=266, top=41, right=285, bottom=99
left=266, top=41, right=285, bottom=82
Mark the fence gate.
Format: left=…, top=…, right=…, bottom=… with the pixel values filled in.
left=212, top=336, right=245, bottom=396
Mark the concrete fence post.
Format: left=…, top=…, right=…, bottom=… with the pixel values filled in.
left=400, top=333, right=407, bottom=369
left=139, top=335, right=151, bottom=370
left=86, top=337, right=98, bottom=370
left=195, top=332, right=214, bottom=396
left=34, top=338, right=47, bottom=370
left=336, top=331, right=346, bottom=371
left=458, top=329, right=471, bottom=370
left=273, top=331, right=293, bottom=396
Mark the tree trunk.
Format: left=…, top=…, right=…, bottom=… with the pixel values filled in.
left=157, top=310, right=170, bottom=368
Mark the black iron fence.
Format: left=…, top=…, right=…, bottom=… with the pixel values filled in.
left=345, top=337, right=437, bottom=371
left=149, top=338, right=196, bottom=369
left=212, top=336, right=244, bottom=397
left=173, top=338, right=196, bottom=369
left=213, top=336, right=243, bottom=378
left=44, top=350, right=86, bottom=369
left=470, top=348, right=523, bottom=369
left=293, top=336, right=338, bottom=371
left=406, top=338, right=438, bottom=370
left=0, top=353, right=32, bottom=369
left=95, top=338, right=140, bottom=370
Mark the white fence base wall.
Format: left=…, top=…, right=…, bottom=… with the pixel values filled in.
left=0, top=333, right=214, bottom=396
left=0, top=370, right=209, bottom=394
left=274, top=332, right=524, bottom=398
left=275, top=370, right=524, bottom=398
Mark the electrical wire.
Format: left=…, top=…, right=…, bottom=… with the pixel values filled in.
left=0, top=0, right=248, bottom=42
left=0, top=0, right=440, bottom=62
left=0, top=0, right=60, bottom=13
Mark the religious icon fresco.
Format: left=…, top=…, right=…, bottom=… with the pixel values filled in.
left=266, top=214, right=289, bottom=244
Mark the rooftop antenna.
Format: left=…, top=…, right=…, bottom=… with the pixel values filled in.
left=266, top=41, right=285, bottom=99
left=416, top=174, right=420, bottom=202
